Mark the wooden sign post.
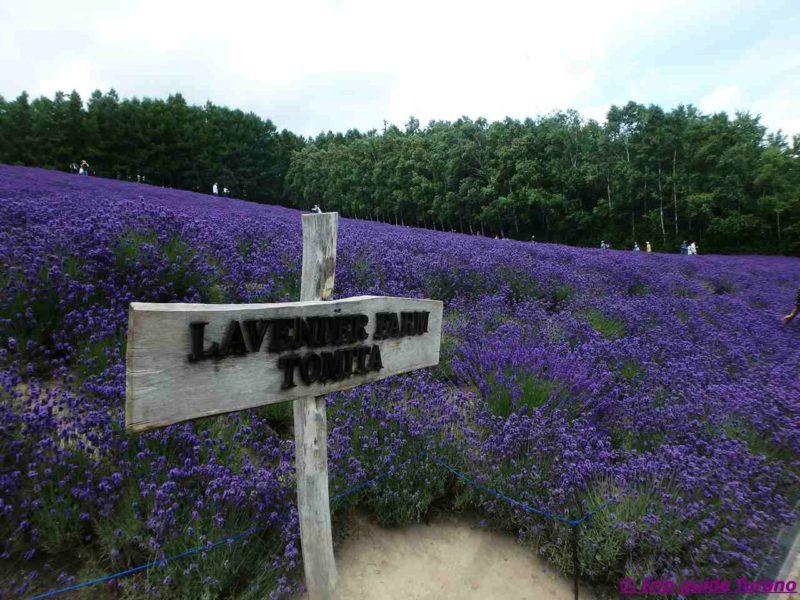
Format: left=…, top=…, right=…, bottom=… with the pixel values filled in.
left=125, top=213, right=443, bottom=599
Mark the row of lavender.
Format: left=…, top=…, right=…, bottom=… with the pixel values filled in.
left=1, top=166, right=799, bottom=597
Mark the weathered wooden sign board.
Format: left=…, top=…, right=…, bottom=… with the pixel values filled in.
left=125, top=212, right=443, bottom=600
left=126, top=296, right=442, bottom=432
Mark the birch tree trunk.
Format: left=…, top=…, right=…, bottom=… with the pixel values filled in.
left=673, top=150, right=679, bottom=236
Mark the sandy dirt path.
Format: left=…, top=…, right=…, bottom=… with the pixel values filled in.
left=302, top=511, right=592, bottom=600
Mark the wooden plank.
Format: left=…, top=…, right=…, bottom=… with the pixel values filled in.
left=295, top=211, right=338, bottom=600
left=294, top=394, right=337, bottom=599
left=125, top=295, right=443, bottom=432
left=300, top=212, right=337, bottom=302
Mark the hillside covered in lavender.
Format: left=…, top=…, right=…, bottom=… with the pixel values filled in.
left=1, top=165, right=799, bottom=598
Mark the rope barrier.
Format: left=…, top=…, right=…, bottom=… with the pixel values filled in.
left=26, top=449, right=612, bottom=599
left=428, top=454, right=601, bottom=527
left=28, top=527, right=265, bottom=600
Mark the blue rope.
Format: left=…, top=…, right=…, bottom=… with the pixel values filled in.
left=26, top=457, right=410, bottom=599
left=331, top=469, right=392, bottom=502
left=27, top=527, right=263, bottom=600
left=27, top=450, right=612, bottom=599
left=571, top=501, right=611, bottom=526
left=430, top=455, right=601, bottom=527
left=330, top=454, right=418, bottom=502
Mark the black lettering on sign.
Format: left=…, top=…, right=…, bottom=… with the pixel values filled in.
left=353, top=346, right=370, bottom=374
left=186, top=311, right=428, bottom=365
left=220, top=320, right=248, bottom=357
left=320, top=350, right=344, bottom=382
left=269, top=319, right=292, bottom=353
left=373, top=312, right=429, bottom=340
left=419, top=311, right=429, bottom=334
left=367, top=345, right=383, bottom=371
left=188, top=322, right=219, bottom=362
left=289, top=317, right=304, bottom=349
left=277, top=345, right=383, bottom=387
left=278, top=354, right=300, bottom=389
left=300, top=352, right=323, bottom=385
left=321, top=317, right=336, bottom=345
left=342, top=347, right=354, bottom=376
left=295, top=317, right=312, bottom=348
left=400, top=312, right=413, bottom=336
left=332, top=317, right=344, bottom=345
left=355, top=314, right=369, bottom=340
left=338, top=316, right=353, bottom=345
left=244, top=319, right=270, bottom=352
left=301, top=317, right=321, bottom=347
left=373, top=313, right=390, bottom=340
left=388, top=313, right=400, bottom=337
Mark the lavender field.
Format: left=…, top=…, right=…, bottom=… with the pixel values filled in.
left=2, top=165, right=799, bottom=598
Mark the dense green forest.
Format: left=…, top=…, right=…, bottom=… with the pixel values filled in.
left=288, top=109, right=800, bottom=254
left=1, top=90, right=799, bottom=254
left=0, top=90, right=302, bottom=202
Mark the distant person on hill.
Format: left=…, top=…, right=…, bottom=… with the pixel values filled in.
left=69, top=162, right=78, bottom=174
left=600, top=240, right=606, bottom=249
left=223, top=187, right=230, bottom=197
left=530, top=235, right=535, bottom=242
left=311, top=204, right=322, bottom=214
left=783, top=289, right=800, bottom=325
left=79, top=160, right=90, bottom=176
left=646, top=241, right=652, bottom=253
left=688, top=241, right=698, bottom=255
left=632, top=241, right=640, bottom=252
left=212, top=182, right=219, bottom=195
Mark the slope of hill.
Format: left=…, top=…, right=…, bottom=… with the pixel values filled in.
left=1, top=166, right=799, bottom=597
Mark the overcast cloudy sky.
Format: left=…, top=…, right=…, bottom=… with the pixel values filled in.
left=1, top=0, right=798, bottom=137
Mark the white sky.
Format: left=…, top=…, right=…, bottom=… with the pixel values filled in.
left=1, top=0, right=798, bottom=137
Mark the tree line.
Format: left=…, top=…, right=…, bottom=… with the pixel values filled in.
left=0, top=90, right=302, bottom=202
left=288, top=108, right=800, bottom=254
left=1, top=90, right=798, bottom=254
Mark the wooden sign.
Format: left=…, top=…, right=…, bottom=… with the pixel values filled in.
left=125, top=296, right=443, bottom=432
left=124, top=212, right=443, bottom=600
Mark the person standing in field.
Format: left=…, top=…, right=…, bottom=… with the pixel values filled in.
left=632, top=241, right=640, bottom=252
left=646, top=241, right=652, bottom=253
left=783, top=289, right=800, bottom=325
left=688, top=241, right=697, bottom=255
left=680, top=240, right=688, bottom=255
left=79, top=160, right=90, bottom=176
left=212, top=182, right=219, bottom=195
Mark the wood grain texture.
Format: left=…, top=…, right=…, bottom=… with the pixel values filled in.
left=296, top=212, right=338, bottom=600
left=124, top=295, right=443, bottom=432
left=300, top=212, right=337, bottom=302
left=294, top=393, right=337, bottom=599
